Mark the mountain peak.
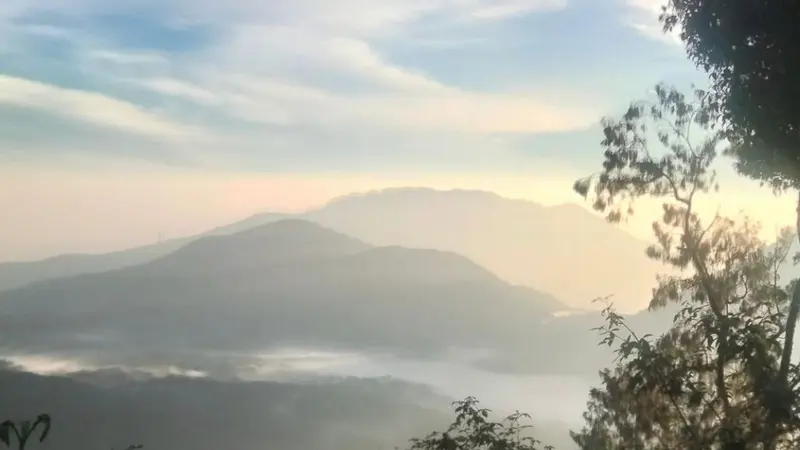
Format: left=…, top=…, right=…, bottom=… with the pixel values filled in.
left=0, top=186, right=660, bottom=313
left=323, top=187, right=538, bottom=210
left=233, top=218, right=335, bottom=237
left=305, top=187, right=660, bottom=312
left=151, top=219, right=371, bottom=272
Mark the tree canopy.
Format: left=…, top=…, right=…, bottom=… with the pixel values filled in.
left=572, top=82, right=800, bottom=448
left=660, top=0, right=800, bottom=189
left=408, top=83, right=800, bottom=450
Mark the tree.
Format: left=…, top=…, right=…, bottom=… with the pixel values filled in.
left=660, top=0, right=800, bottom=189
left=405, top=397, right=554, bottom=450
left=0, top=415, right=50, bottom=450
left=405, top=83, right=800, bottom=450
left=571, top=83, right=800, bottom=449
left=0, top=413, right=141, bottom=450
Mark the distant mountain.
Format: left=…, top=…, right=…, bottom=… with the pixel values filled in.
left=0, top=365, right=454, bottom=450
left=304, top=188, right=661, bottom=311
left=0, top=363, right=579, bottom=450
left=0, top=188, right=660, bottom=312
left=0, top=214, right=291, bottom=293
left=150, top=219, right=370, bottom=272
left=0, top=220, right=565, bottom=369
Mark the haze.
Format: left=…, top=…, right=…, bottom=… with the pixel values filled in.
left=0, top=1, right=797, bottom=450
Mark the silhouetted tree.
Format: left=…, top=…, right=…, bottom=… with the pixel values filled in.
left=407, top=83, right=800, bottom=450
left=660, top=0, right=800, bottom=188
left=572, top=84, right=800, bottom=449
left=406, top=397, right=553, bottom=450
left=0, top=415, right=50, bottom=450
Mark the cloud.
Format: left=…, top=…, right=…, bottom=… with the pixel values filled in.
left=179, top=0, right=569, bottom=32
left=622, top=0, right=681, bottom=45
left=0, top=0, right=566, bottom=36
left=134, top=74, right=598, bottom=134
left=132, top=28, right=600, bottom=134
left=86, top=50, right=170, bottom=66
left=137, top=77, right=219, bottom=105
left=321, top=37, right=446, bottom=92
left=463, top=0, right=566, bottom=21
left=0, top=0, right=669, bottom=170
left=0, top=75, right=204, bottom=142
left=344, top=92, right=598, bottom=133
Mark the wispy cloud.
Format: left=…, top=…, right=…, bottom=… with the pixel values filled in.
left=464, top=0, right=566, bottom=21
left=134, top=73, right=598, bottom=134
left=168, top=0, right=568, bottom=33
left=0, top=75, right=203, bottom=142
left=87, top=50, right=170, bottom=66
left=321, top=37, right=446, bottom=92
left=0, top=0, right=700, bottom=170
left=137, top=78, right=219, bottom=105
left=622, top=0, right=681, bottom=45
left=121, top=6, right=602, bottom=135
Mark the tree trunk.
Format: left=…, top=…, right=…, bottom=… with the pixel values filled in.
left=778, top=190, right=800, bottom=383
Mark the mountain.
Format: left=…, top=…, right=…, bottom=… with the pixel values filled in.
left=304, top=188, right=661, bottom=311
left=0, top=364, right=453, bottom=450
left=0, top=188, right=660, bottom=311
left=150, top=219, right=370, bottom=272
left=0, top=220, right=565, bottom=370
left=0, top=363, right=579, bottom=450
left=0, top=213, right=289, bottom=293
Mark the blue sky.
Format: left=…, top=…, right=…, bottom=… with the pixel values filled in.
left=0, top=0, right=794, bottom=261
left=0, top=0, right=698, bottom=172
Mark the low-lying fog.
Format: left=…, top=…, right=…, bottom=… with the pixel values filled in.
left=6, top=346, right=593, bottom=425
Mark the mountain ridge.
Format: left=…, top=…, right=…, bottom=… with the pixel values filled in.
left=0, top=219, right=566, bottom=372
left=0, top=187, right=659, bottom=311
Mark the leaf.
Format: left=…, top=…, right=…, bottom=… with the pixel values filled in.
left=35, top=415, right=51, bottom=443
left=0, top=422, right=10, bottom=447
left=19, top=422, right=30, bottom=441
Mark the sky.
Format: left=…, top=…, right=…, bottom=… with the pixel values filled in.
left=0, top=0, right=796, bottom=262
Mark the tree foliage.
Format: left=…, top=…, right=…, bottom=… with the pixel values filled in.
left=0, top=416, right=139, bottom=450
left=409, top=84, right=800, bottom=450
left=660, top=0, right=800, bottom=188
left=571, top=83, right=800, bottom=449
left=0, top=415, right=50, bottom=450
left=406, top=397, right=554, bottom=450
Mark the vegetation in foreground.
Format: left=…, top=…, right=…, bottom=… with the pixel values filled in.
left=411, top=2, right=800, bottom=447
left=0, top=415, right=50, bottom=450
left=411, top=84, right=800, bottom=448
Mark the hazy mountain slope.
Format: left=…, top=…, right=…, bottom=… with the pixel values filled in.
left=0, top=220, right=564, bottom=368
left=151, top=218, right=371, bottom=272
left=0, top=188, right=660, bottom=311
left=0, top=213, right=289, bottom=293
left=0, top=240, right=188, bottom=293
left=0, top=366, right=450, bottom=450
left=0, top=363, right=579, bottom=450
left=302, top=188, right=661, bottom=311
